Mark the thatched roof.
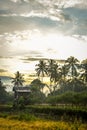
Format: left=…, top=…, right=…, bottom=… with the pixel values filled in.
left=13, top=86, right=31, bottom=93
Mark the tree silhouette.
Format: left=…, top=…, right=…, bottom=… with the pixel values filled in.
left=66, top=56, right=79, bottom=78
left=47, top=62, right=62, bottom=92
left=12, top=71, right=25, bottom=87
left=0, top=78, right=7, bottom=103
left=60, top=64, right=68, bottom=80
left=35, top=60, right=47, bottom=82
left=50, top=63, right=61, bottom=85
left=31, top=78, right=45, bottom=91
left=47, top=59, right=56, bottom=86
left=80, top=59, right=87, bottom=83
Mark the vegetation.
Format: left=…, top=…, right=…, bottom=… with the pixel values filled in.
left=0, top=79, right=13, bottom=104
left=12, top=71, right=25, bottom=87
left=35, top=60, right=48, bottom=82
left=65, top=56, right=79, bottom=78
left=0, top=56, right=87, bottom=129
left=0, top=117, right=87, bottom=130
left=0, top=56, right=87, bottom=106
left=0, top=106, right=87, bottom=130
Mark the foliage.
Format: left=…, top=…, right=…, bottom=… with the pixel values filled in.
left=27, top=79, right=46, bottom=104
left=29, top=89, right=45, bottom=104
left=80, top=59, right=87, bottom=83
left=11, top=71, right=25, bottom=87
left=50, top=78, right=87, bottom=96
left=65, top=56, right=79, bottom=78
left=0, top=79, right=12, bottom=103
left=47, top=91, right=87, bottom=107
left=35, top=60, right=48, bottom=82
left=0, top=105, right=87, bottom=121
left=1, top=56, right=87, bottom=106
left=17, top=96, right=25, bottom=109
left=47, top=59, right=60, bottom=85
left=30, top=78, right=45, bottom=91
left=35, top=57, right=86, bottom=95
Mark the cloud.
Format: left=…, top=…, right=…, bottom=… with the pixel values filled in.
left=74, top=0, right=87, bottom=9
left=62, top=7, right=87, bottom=36
left=0, top=7, right=87, bottom=39
left=59, top=12, right=72, bottom=22
left=0, top=69, right=8, bottom=73
left=0, top=0, right=87, bottom=16
left=21, top=56, right=66, bottom=64
left=0, top=42, right=10, bottom=57
left=0, top=16, right=58, bottom=34
left=47, top=48, right=58, bottom=54
left=0, top=56, right=13, bottom=59
left=0, top=0, right=87, bottom=39
left=21, top=57, right=46, bottom=62
left=20, top=50, right=47, bottom=62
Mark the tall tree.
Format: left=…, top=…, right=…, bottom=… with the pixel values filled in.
left=49, top=63, right=62, bottom=92
left=65, top=56, right=79, bottom=78
left=31, top=78, right=45, bottom=92
left=60, top=64, right=68, bottom=80
left=47, top=59, right=56, bottom=86
left=50, top=63, right=61, bottom=85
left=12, top=71, right=25, bottom=87
left=35, top=60, right=47, bottom=82
left=0, top=78, right=7, bottom=103
left=80, top=59, right=87, bottom=83
left=58, top=64, right=69, bottom=90
left=29, top=79, right=46, bottom=104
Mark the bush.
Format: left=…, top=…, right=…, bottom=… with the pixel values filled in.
left=46, top=91, right=87, bottom=106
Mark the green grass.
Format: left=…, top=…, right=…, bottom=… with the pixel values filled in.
left=0, top=105, right=87, bottom=129
left=0, top=104, right=87, bottom=122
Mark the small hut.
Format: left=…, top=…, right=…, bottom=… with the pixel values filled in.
left=13, top=86, right=31, bottom=99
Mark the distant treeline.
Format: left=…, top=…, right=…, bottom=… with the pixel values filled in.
left=0, top=56, right=87, bottom=107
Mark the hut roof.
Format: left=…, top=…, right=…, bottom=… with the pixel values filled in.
left=13, top=86, right=31, bottom=93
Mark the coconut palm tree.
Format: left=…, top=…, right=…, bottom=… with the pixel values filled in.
left=0, top=78, right=7, bottom=103
left=35, top=60, right=47, bottom=82
left=60, top=64, right=68, bottom=80
left=12, top=71, right=25, bottom=87
left=47, top=59, right=56, bottom=86
left=49, top=63, right=62, bottom=88
left=80, top=59, right=87, bottom=83
left=58, top=64, right=69, bottom=90
left=65, top=56, right=79, bottom=78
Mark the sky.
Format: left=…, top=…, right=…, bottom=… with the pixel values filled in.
left=0, top=0, right=87, bottom=81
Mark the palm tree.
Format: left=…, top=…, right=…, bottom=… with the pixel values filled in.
left=47, top=59, right=56, bottom=86
left=60, top=64, right=68, bottom=80
left=35, top=60, right=47, bottom=82
left=50, top=64, right=61, bottom=84
left=58, top=64, right=69, bottom=90
left=12, top=71, right=25, bottom=87
left=65, top=56, right=79, bottom=78
left=49, top=63, right=62, bottom=91
left=80, top=59, right=87, bottom=83
left=0, top=78, right=7, bottom=102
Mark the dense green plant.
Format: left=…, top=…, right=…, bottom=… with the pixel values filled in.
left=46, top=91, right=87, bottom=106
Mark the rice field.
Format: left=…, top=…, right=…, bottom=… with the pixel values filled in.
left=0, top=117, right=87, bottom=130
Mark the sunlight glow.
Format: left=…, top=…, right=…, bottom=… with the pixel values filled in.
left=9, top=31, right=87, bottom=61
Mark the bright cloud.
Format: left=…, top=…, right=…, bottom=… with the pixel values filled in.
left=0, top=0, right=87, bottom=77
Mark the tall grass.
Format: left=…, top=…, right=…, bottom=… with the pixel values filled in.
left=0, top=117, right=87, bottom=130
